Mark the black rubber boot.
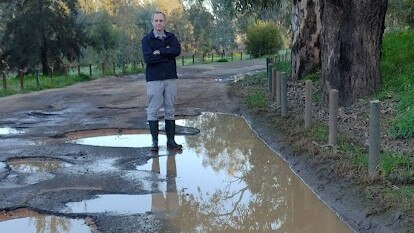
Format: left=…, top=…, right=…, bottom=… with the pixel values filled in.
left=148, top=120, right=159, bottom=151
left=165, top=120, right=182, bottom=150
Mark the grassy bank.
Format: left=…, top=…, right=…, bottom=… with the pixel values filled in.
left=0, top=66, right=143, bottom=97
left=232, top=30, right=414, bottom=231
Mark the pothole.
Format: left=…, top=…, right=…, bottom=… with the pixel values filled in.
left=7, top=157, right=72, bottom=173
left=64, top=194, right=152, bottom=215
left=0, top=127, right=24, bottom=135
left=0, top=208, right=94, bottom=233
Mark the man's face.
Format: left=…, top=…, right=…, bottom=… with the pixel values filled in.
left=152, top=13, right=165, bottom=32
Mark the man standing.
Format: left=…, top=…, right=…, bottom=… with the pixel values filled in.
left=141, top=11, right=182, bottom=151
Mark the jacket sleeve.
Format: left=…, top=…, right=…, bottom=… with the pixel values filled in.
left=158, top=34, right=181, bottom=58
left=142, top=36, right=169, bottom=64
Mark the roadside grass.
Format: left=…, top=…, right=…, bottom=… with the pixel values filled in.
left=1, top=66, right=143, bottom=97
left=380, top=30, right=414, bottom=139
left=235, top=33, right=414, bottom=229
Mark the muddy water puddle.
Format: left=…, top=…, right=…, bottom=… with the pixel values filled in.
left=0, top=209, right=93, bottom=233
left=68, top=113, right=352, bottom=233
left=7, top=158, right=72, bottom=173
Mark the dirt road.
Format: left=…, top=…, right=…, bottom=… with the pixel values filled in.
left=0, top=59, right=265, bottom=232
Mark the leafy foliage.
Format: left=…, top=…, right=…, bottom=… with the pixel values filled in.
left=0, top=0, right=88, bottom=74
left=380, top=30, right=414, bottom=138
left=245, top=21, right=283, bottom=58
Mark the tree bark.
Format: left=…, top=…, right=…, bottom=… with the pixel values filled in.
left=320, top=0, right=387, bottom=106
left=291, top=0, right=321, bottom=81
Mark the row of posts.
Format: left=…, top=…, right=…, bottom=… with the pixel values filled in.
left=180, top=52, right=248, bottom=66
left=1, top=61, right=145, bottom=91
left=266, top=58, right=381, bottom=179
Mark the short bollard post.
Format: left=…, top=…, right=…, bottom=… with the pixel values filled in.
left=211, top=53, right=214, bottom=62
left=50, top=66, right=54, bottom=84
left=276, top=71, right=281, bottom=107
left=192, top=54, right=195, bottom=64
left=240, top=52, right=243, bottom=61
left=202, top=54, right=205, bottom=62
left=2, top=71, right=7, bottom=90
left=268, top=63, right=273, bottom=95
left=271, top=68, right=276, bottom=100
left=231, top=52, right=233, bottom=61
left=182, top=56, right=185, bottom=66
left=122, top=62, right=126, bottom=75
left=77, top=64, right=80, bottom=76
left=140, top=60, right=144, bottom=69
left=133, top=61, right=136, bottom=69
left=281, top=72, right=288, bottom=117
left=102, top=62, right=105, bottom=77
left=304, top=80, right=313, bottom=128
left=329, top=89, right=339, bottom=146
left=369, top=100, right=381, bottom=178
left=19, top=69, right=24, bottom=90
left=89, top=64, right=92, bottom=77
left=35, top=68, right=40, bottom=87
left=113, top=62, right=116, bottom=75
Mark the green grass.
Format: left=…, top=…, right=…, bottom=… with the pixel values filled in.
left=1, top=65, right=144, bottom=97
left=380, top=30, right=414, bottom=139
left=245, top=90, right=267, bottom=109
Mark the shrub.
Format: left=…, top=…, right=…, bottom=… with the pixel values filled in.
left=245, top=21, right=283, bottom=58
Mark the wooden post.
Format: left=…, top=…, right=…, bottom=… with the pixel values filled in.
left=240, top=52, right=243, bottom=61
left=369, top=100, right=381, bottom=178
left=35, top=68, right=40, bottom=87
left=267, top=62, right=273, bottom=95
left=304, top=80, right=313, bottom=128
left=77, top=64, right=80, bottom=76
left=329, top=89, right=339, bottom=146
left=89, top=64, right=92, bottom=77
left=19, top=69, right=24, bottom=90
left=231, top=52, right=233, bottom=61
left=122, top=62, right=126, bottom=75
left=182, top=56, right=185, bottom=66
left=211, top=53, right=214, bottom=62
left=202, top=54, right=205, bottom=62
left=50, top=67, right=54, bottom=85
left=281, top=72, right=288, bottom=117
left=141, top=59, right=144, bottom=69
left=2, top=71, right=7, bottom=90
left=113, top=62, right=116, bottom=75
left=133, top=61, right=136, bottom=69
left=276, top=72, right=281, bottom=107
left=102, top=62, right=105, bottom=77
left=192, top=54, right=195, bottom=64
left=271, top=68, right=276, bottom=100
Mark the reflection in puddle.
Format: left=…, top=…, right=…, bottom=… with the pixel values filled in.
left=0, top=127, right=24, bottom=135
left=66, top=113, right=352, bottom=233
left=0, top=209, right=92, bottom=233
left=65, top=194, right=151, bottom=214
left=8, top=158, right=72, bottom=173
left=71, top=134, right=186, bottom=148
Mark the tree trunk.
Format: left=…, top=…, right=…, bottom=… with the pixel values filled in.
left=41, top=39, right=49, bottom=76
left=291, top=0, right=321, bottom=81
left=320, top=0, right=387, bottom=106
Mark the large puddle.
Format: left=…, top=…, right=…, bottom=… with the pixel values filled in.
left=68, top=113, right=352, bottom=233
left=0, top=209, right=92, bottom=233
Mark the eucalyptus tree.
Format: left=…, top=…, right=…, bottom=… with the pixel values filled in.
left=225, top=0, right=389, bottom=106
left=0, top=0, right=88, bottom=74
left=210, top=0, right=237, bottom=53
left=186, top=0, right=215, bottom=53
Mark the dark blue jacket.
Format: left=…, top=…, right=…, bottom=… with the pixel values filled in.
left=141, top=30, right=181, bottom=82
